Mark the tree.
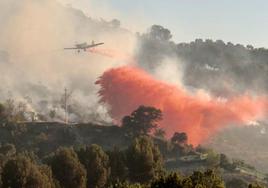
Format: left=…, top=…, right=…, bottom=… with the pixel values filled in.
left=150, top=170, right=224, bottom=188
left=248, top=183, right=265, bottom=188
left=110, top=181, right=144, bottom=188
left=2, top=156, right=55, bottom=188
left=170, top=132, right=189, bottom=157
left=107, top=147, right=128, bottom=183
left=188, top=170, right=225, bottom=188
left=2, top=99, right=28, bottom=123
left=154, top=128, right=166, bottom=139
left=149, top=25, right=172, bottom=41
left=77, top=144, right=110, bottom=188
left=206, top=150, right=220, bottom=168
left=38, top=165, right=57, bottom=188
left=246, top=45, right=254, bottom=50
left=150, top=173, right=183, bottom=188
left=48, top=147, right=87, bottom=188
left=219, top=154, right=234, bottom=171
left=49, top=109, right=56, bottom=120
left=171, top=132, right=188, bottom=145
left=0, top=143, right=16, bottom=157
left=0, top=144, right=16, bottom=187
left=122, top=106, right=162, bottom=137
left=0, top=103, right=6, bottom=122
left=126, top=136, right=164, bottom=183
left=226, top=178, right=247, bottom=188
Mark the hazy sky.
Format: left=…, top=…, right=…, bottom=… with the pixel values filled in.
left=60, top=0, right=268, bottom=47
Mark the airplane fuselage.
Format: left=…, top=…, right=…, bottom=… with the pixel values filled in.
left=76, top=43, right=88, bottom=49
left=64, top=41, right=104, bottom=53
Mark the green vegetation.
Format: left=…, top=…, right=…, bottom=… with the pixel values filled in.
left=77, top=144, right=110, bottom=188
left=48, top=147, right=87, bottom=188
left=151, top=170, right=225, bottom=188
left=122, top=105, right=162, bottom=137
left=0, top=104, right=266, bottom=187
left=107, top=147, right=128, bottom=183
left=2, top=156, right=55, bottom=188
left=126, top=136, right=164, bottom=183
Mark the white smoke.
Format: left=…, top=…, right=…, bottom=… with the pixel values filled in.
left=153, top=57, right=184, bottom=88
left=0, top=0, right=137, bottom=123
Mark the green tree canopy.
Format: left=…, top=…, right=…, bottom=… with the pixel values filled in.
left=149, top=25, right=172, bottom=41
left=0, top=103, right=7, bottom=123
left=226, top=178, right=247, bottom=188
left=154, top=128, right=166, bottom=139
left=77, top=144, right=110, bottom=188
left=248, top=183, right=265, bottom=188
left=126, top=136, right=164, bottom=183
left=151, top=170, right=225, bottom=188
left=219, top=154, right=235, bottom=171
left=122, top=105, right=162, bottom=137
left=2, top=156, right=55, bottom=188
left=150, top=173, right=183, bottom=188
left=48, top=147, right=87, bottom=188
left=107, top=147, right=128, bottom=183
left=171, top=132, right=188, bottom=145
left=188, top=170, right=225, bottom=188
left=0, top=143, right=16, bottom=157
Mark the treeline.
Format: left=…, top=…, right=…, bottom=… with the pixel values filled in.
left=0, top=137, right=264, bottom=188
left=137, top=25, right=268, bottom=96
left=0, top=136, right=162, bottom=188
left=0, top=104, right=266, bottom=187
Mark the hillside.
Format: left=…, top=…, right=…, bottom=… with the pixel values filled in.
left=0, top=122, right=126, bottom=155
left=135, top=31, right=268, bottom=174
left=207, top=123, right=268, bottom=172
left=0, top=121, right=266, bottom=187
left=137, top=32, right=268, bottom=97
left=0, top=1, right=268, bottom=187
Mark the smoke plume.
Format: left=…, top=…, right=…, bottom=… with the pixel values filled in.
left=0, top=0, right=137, bottom=122
left=88, top=48, right=137, bottom=65
left=1, top=0, right=268, bottom=146
left=96, top=66, right=268, bottom=145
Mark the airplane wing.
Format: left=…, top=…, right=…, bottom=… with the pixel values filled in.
left=64, top=47, right=79, bottom=50
left=85, top=43, right=104, bottom=49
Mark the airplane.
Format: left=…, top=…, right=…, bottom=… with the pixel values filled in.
left=64, top=41, right=104, bottom=53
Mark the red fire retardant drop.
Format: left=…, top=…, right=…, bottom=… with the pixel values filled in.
left=96, top=66, right=268, bottom=146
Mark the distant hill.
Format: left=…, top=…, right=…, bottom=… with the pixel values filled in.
left=0, top=122, right=126, bottom=155
left=136, top=29, right=268, bottom=174
left=207, top=122, right=268, bottom=172
left=137, top=31, right=268, bottom=97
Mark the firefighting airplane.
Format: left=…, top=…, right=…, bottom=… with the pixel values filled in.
left=64, top=41, right=104, bottom=53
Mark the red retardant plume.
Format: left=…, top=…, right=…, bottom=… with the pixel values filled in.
left=96, top=66, right=268, bottom=146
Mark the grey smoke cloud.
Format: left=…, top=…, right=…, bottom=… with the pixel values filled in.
left=1, top=0, right=267, bottom=125
left=0, top=0, right=137, bottom=123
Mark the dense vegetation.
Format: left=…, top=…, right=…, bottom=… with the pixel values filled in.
left=0, top=103, right=267, bottom=188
